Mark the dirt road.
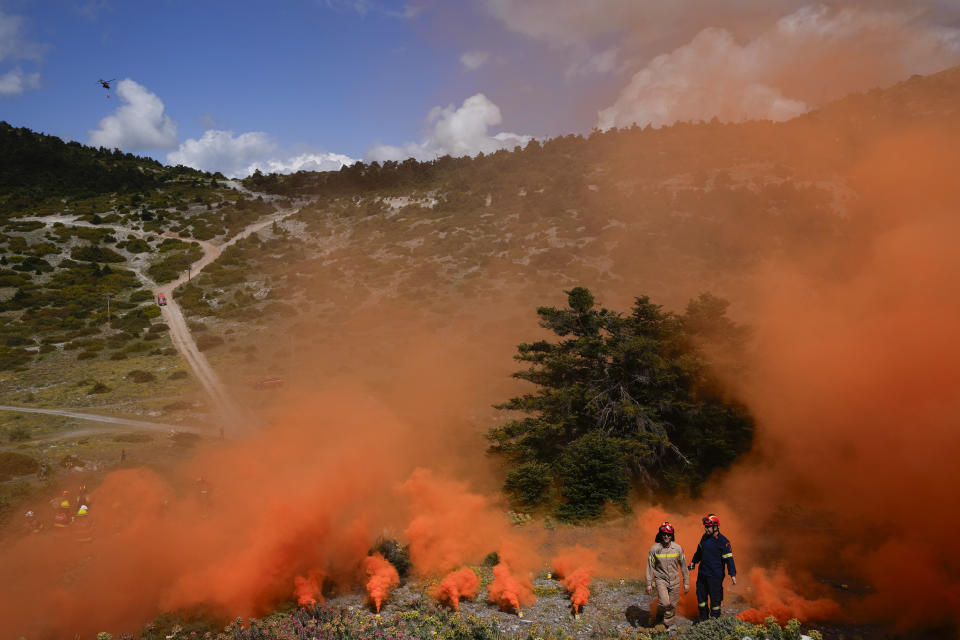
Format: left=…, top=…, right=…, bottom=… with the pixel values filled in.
left=17, top=186, right=303, bottom=436
left=0, top=404, right=202, bottom=433
left=153, top=192, right=305, bottom=433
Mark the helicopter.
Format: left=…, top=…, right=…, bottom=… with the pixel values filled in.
left=97, top=78, right=116, bottom=97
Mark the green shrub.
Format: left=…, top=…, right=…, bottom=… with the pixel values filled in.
left=70, top=244, right=125, bottom=263
left=0, top=451, right=39, bottom=476
left=0, top=346, right=32, bottom=370
left=88, top=381, right=110, bottom=394
left=109, top=351, right=128, bottom=360
left=195, top=334, right=224, bottom=351
left=127, top=370, right=156, bottom=383
left=77, top=350, right=97, bottom=360
left=8, top=425, right=31, bottom=442
left=162, top=400, right=191, bottom=412
left=171, top=431, right=201, bottom=448
left=129, top=289, right=155, bottom=303
left=112, top=433, right=152, bottom=443
left=370, top=538, right=411, bottom=579
left=504, top=462, right=552, bottom=507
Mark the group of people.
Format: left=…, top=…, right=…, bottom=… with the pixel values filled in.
left=24, top=485, right=94, bottom=542
left=645, top=514, right=737, bottom=630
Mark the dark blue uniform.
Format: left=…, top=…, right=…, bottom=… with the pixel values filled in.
left=691, top=532, right=736, bottom=620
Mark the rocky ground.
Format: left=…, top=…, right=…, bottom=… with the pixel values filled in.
left=327, top=572, right=746, bottom=638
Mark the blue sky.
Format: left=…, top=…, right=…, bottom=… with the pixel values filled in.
left=2, top=0, right=960, bottom=177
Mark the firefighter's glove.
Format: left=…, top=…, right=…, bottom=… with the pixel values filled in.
left=687, top=563, right=696, bottom=571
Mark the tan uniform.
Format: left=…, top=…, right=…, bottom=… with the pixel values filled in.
left=646, top=540, right=690, bottom=626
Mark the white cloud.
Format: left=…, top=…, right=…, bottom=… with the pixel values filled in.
left=460, top=50, right=490, bottom=70
left=0, top=67, right=40, bottom=97
left=167, top=129, right=356, bottom=178
left=367, top=93, right=532, bottom=162
left=88, top=79, right=178, bottom=150
left=597, top=5, right=960, bottom=130
left=0, top=10, right=45, bottom=62
left=244, top=152, right=358, bottom=176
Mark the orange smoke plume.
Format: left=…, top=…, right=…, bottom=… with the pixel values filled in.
left=294, top=569, right=326, bottom=606
left=400, top=468, right=510, bottom=576
left=364, top=553, right=400, bottom=613
left=551, top=546, right=597, bottom=613
left=433, top=567, right=480, bottom=611
left=738, top=567, right=839, bottom=624
left=488, top=563, right=535, bottom=614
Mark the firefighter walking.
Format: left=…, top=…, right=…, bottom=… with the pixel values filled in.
left=688, top=514, right=737, bottom=621
left=646, top=521, right=690, bottom=630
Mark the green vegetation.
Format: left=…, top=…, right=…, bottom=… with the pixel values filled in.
left=133, top=601, right=817, bottom=640
left=147, top=239, right=204, bottom=283
left=0, top=451, right=39, bottom=478
left=488, top=288, right=753, bottom=521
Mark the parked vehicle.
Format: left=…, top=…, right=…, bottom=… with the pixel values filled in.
left=157, top=294, right=167, bottom=306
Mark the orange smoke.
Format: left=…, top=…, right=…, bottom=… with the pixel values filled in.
left=488, top=539, right=537, bottom=614
left=433, top=567, right=480, bottom=610
left=488, top=563, right=535, bottom=614
left=364, top=553, right=400, bottom=613
left=551, top=546, right=597, bottom=613
left=294, top=569, right=326, bottom=606
left=400, top=468, right=510, bottom=576
left=719, top=127, right=960, bottom=630
left=738, top=567, right=839, bottom=624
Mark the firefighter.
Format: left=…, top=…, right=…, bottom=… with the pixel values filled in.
left=77, top=484, right=90, bottom=509
left=73, top=505, right=94, bottom=543
left=24, top=510, right=44, bottom=534
left=688, top=514, right=736, bottom=621
left=646, top=521, right=690, bottom=630
left=53, top=497, right=72, bottom=530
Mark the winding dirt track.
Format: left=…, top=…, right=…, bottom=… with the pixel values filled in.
left=12, top=184, right=305, bottom=437
left=154, top=190, right=304, bottom=433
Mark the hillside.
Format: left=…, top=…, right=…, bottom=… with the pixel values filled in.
left=4, top=65, right=960, bottom=468
left=1, top=66, right=959, bottom=640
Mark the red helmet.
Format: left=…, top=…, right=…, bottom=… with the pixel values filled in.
left=658, top=521, right=675, bottom=535
left=702, top=514, right=720, bottom=527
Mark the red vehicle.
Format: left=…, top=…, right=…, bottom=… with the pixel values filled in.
left=157, top=294, right=167, bottom=306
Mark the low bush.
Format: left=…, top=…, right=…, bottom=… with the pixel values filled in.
left=195, top=334, right=224, bottom=352
left=129, top=289, right=155, bottom=303
left=8, top=425, right=31, bottom=442
left=88, top=381, right=110, bottom=394
left=171, top=431, right=201, bottom=448
left=127, top=369, right=156, bottom=383
left=0, top=451, right=38, bottom=476
left=370, top=538, right=411, bottom=579
left=112, top=433, right=152, bottom=443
